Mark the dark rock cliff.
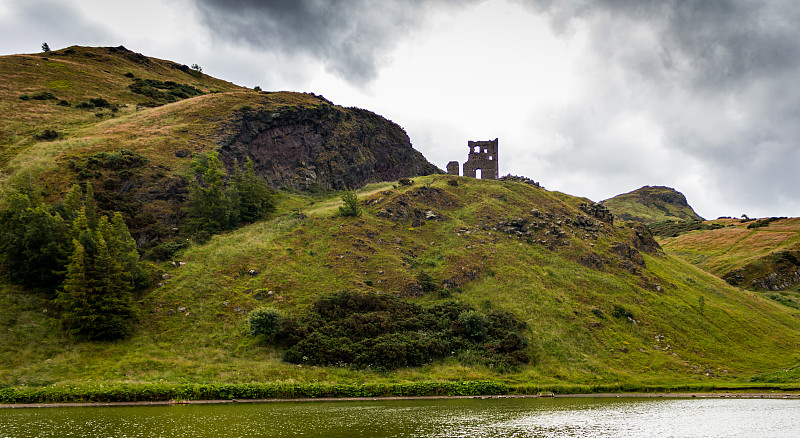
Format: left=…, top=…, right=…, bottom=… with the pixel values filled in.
left=216, top=100, right=441, bottom=191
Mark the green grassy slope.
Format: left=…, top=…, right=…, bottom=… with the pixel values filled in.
left=603, top=186, right=704, bottom=224
left=0, top=45, right=243, bottom=171
left=3, top=176, right=800, bottom=388
left=660, top=217, right=800, bottom=299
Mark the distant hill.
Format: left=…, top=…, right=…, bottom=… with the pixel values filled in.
left=602, top=186, right=704, bottom=224
left=660, top=217, right=800, bottom=296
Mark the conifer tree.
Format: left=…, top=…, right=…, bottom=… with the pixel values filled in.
left=234, top=157, right=274, bottom=223
left=0, top=193, right=69, bottom=290
left=186, top=152, right=235, bottom=233
left=57, top=209, right=137, bottom=341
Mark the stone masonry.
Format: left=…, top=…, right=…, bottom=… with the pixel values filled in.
left=462, top=138, right=498, bottom=179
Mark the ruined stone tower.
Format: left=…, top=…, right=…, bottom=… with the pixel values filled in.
left=462, top=138, right=498, bottom=179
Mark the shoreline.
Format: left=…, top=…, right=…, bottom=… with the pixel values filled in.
left=4, top=392, right=800, bottom=409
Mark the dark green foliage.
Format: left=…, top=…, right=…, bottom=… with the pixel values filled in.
left=89, top=97, right=110, bottom=108
left=75, top=101, right=95, bottom=109
left=123, top=72, right=135, bottom=78
left=612, top=305, right=634, bottom=320
left=747, top=217, right=787, bottom=229
left=128, top=78, right=203, bottom=105
left=56, top=208, right=140, bottom=341
left=248, top=307, right=283, bottom=338
left=233, top=158, right=275, bottom=223
left=416, top=270, right=438, bottom=292
left=34, top=129, right=60, bottom=140
left=458, top=311, right=488, bottom=341
left=185, top=153, right=274, bottom=235
left=338, top=189, right=361, bottom=217
left=648, top=220, right=724, bottom=238
left=186, top=152, right=237, bottom=233
left=144, top=237, right=190, bottom=261
left=398, top=178, right=414, bottom=186
left=41, top=42, right=50, bottom=52
left=32, top=91, right=56, bottom=100
left=278, top=290, right=529, bottom=370
left=57, top=99, right=70, bottom=106
left=0, top=194, right=70, bottom=291
left=0, top=183, right=144, bottom=339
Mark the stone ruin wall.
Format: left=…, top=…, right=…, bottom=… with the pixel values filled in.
left=447, top=138, right=499, bottom=179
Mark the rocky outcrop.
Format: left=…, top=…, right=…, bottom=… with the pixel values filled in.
left=723, top=251, right=800, bottom=291
left=216, top=98, right=441, bottom=191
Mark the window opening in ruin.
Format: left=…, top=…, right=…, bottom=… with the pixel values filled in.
left=483, top=149, right=488, bottom=153
left=489, top=156, right=493, bottom=160
left=474, top=146, right=480, bottom=153
left=475, top=169, right=482, bottom=179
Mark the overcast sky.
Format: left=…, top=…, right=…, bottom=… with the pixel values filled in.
left=2, top=0, right=799, bottom=219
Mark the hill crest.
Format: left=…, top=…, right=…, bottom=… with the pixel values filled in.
left=602, top=185, right=704, bottom=224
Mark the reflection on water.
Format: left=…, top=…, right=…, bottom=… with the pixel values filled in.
left=2, top=396, right=800, bottom=438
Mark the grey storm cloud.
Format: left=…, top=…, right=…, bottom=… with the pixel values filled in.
left=193, top=0, right=477, bottom=85
left=0, top=0, right=112, bottom=54
left=519, top=0, right=800, bottom=217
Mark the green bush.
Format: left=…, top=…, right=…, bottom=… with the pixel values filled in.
left=612, top=305, right=634, bottom=320
left=279, top=290, right=529, bottom=370
left=338, top=189, right=361, bottom=217
left=249, top=307, right=283, bottom=338
left=32, top=91, right=56, bottom=100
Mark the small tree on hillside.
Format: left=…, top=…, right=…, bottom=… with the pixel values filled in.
left=41, top=42, right=50, bottom=52
left=339, top=189, right=361, bottom=217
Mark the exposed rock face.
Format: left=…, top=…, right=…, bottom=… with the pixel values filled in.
left=724, top=251, right=800, bottom=291
left=216, top=101, right=441, bottom=190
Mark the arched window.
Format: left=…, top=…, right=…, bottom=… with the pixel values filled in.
left=475, top=168, right=482, bottom=179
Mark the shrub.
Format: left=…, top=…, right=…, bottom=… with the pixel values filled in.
left=57, top=99, right=70, bottom=106
left=398, top=177, right=414, bottom=186
left=458, top=311, right=488, bottom=341
left=32, top=91, right=56, bottom=100
left=19, top=94, right=30, bottom=101
left=75, top=101, right=95, bottom=109
left=417, top=270, right=438, bottom=292
left=249, top=308, right=283, bottom=338
left=89, top=97, right=110, bottom=108
left=34, top=129, right=60, bottom=141
left=612, top=305, right=634, bottom=320
left=339, top=189, right=361, bottom=217
left=42, top=42, right=50, bottom=52
left=279, top=291, right=529, bottom=370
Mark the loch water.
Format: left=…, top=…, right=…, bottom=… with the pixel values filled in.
left=3, top=396, right=800, bottom=437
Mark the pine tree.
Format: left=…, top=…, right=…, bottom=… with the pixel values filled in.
left=58, top=210, right=137, bottom=341
left=186, top=152, right=235, bottom=233
left=233, top=157, right=274, bottom=223
left=0, top=193, right=69, bottom=291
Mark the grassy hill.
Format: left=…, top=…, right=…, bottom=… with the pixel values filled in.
left=3, top=176, right=800, bottom=389
left=2, top=46, right=800, bottom=395
left=660, top=217, right=800, bottom=300
left=1, top=45, right=436, bottom=254
left=603, top=186, right=704, bottom=224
